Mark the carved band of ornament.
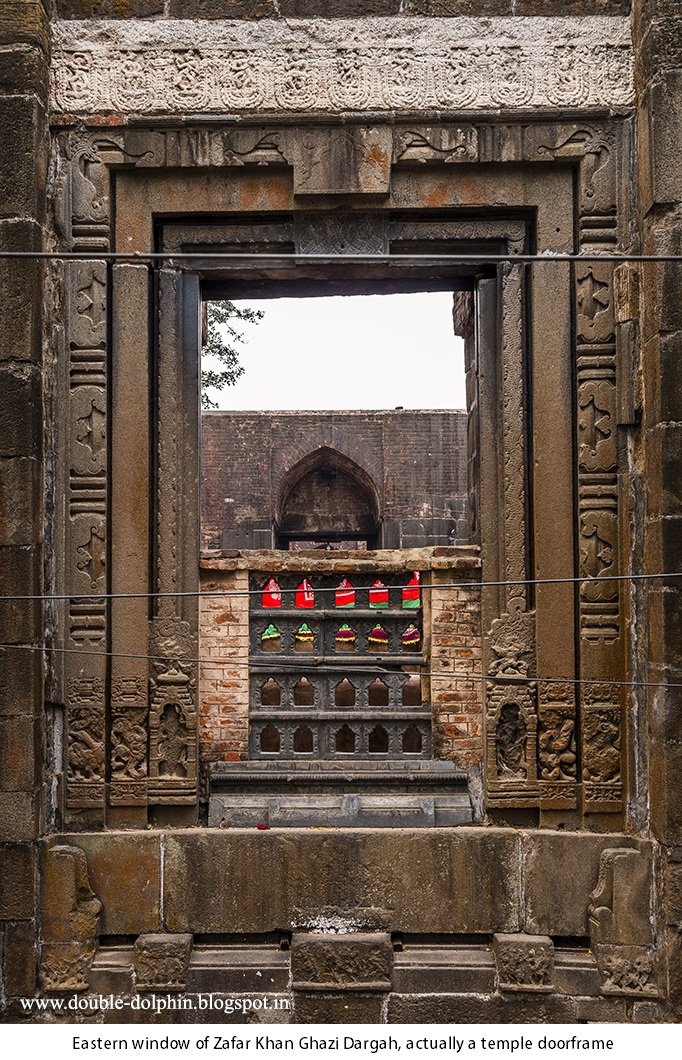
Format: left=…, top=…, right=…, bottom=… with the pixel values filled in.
left=51, top=18, right=633, bottom=116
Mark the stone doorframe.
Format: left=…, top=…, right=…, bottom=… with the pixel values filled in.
left=49, top=115, right=633, bottom=830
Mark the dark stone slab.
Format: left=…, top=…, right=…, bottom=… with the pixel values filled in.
left=294, top=991, right=384, bottom=1024
left=168, top=0, right=274, bottom=15
left=0, top=2, right=49, bottom=52
left=0, top=458, right=39, bottom=547
left=45, top=835, right=162, bottom=936
left=0, top=791, right=37, bottom=841
left=393, top=947, right=496, bottom=994
left=523, top=833, right=648, bottom=938
left=0, top=97, right=45, bottom=221
left=0, top=365, right=41, bottom=457
left=0, top=647, right=40, bottom=716
left=163, top=829, right=521, bottom=936
left=0, top=221, right=44, bottom=365
left=388, top=992, right=580, bottom=1024
left=0, top=546, right=40, bottom=645
left=0, top=716, right=39, bottom=791
left=2, top=921, right=37, bottom=999
left=56, top=0, right=164, bottom=15
left=0, top=843, right=35, bottom=919
left=0, top=46, right=48, bottom=97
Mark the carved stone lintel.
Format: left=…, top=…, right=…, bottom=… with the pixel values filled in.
left=134, top=934, right=193, bottom=992
left=493, top=934, right=554, bottom=993
left=40, top=845, right=101, bottom=993
left=51, top=18, right=635, bottom=117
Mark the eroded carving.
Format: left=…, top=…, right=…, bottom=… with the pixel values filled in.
left=40, top=845, right=101, bottom=993
left=493, top=934, right=554, bottom=993
left=134, top=934, right=192, bottom=992
left=488, top=600, right=536, bottom=679
left=111, top=710, right=148, bottom=782
left=51, top=19, right=634, bottom=116
left=67, top=709, right=105, bottom=783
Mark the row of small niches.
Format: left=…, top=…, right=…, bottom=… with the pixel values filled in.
left=253, top=575, right=422, bottom=613
left=256, top=621, right=422, bottom=654
left=251, top=720, right=430, bottom=759
left=255, top=674, right=422, bottom=709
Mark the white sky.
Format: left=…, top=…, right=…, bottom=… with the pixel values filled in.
left=202, top=291, right=466, bottom=411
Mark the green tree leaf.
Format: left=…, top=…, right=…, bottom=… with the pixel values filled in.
left=201, top=301, right=263, bottom=409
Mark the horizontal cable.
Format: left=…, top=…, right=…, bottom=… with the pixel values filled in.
left=1, top=250, right=682, bottom=263
left=2, top=569, right=679, bottom=603
left=0, top=640, right=674, bottom=692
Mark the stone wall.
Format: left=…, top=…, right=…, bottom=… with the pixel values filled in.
left=0, top=0, right=49, bottom=1012
left=201, top=410, right=469, bottom=550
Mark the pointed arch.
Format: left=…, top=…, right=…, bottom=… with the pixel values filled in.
left=275, top=446, right=381, bottom=548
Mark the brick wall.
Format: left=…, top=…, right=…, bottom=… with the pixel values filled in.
left=429, top=569, right=483, bottom=772
left=201, top=410, right=469, bottom=550
left=199, top=569, right=250, bottom=762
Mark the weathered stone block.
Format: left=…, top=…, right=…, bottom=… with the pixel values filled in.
left=294, top=991, right=384, bottom=1024
left=49, top=835, right=162, bottom=936
left=0, top=365, right=41, bottom=456
left=0, top=2, right=49, bottom=51
left=589, top=847, right=654, bottom=948
left=56, top=0, right=164, bottom=15
left=2, top=921, right=37, bottom=998
left=0, top=97, right=45, bottom=220
left=163, top=830, right=521, bottom=936
left=516, top=0, right=629, bottom=11
left=280, top=0, right=402, bottom=13
left=169, top=0, right=274, bottom=14
left=0, top=791, right=37, bottom=841
left=0, top=646, right=40, bottom=716
left=0, top=458, right=39, bottom=547
left=134, top=933, right=192, bottom=992
left=388, top=992, right=580, bottom=1024
left=0, top=221, right=43, bottom=364
left=292, top=127, right=392, bottom=198
left=658, top=335, right=682, bottom=423
left=0, top=546, right=40, bottom=645
left=291, top=932, right=392, bottom=990
left=493, top=933, right=554, bottom=993
left=0, top=45, right=48, bottom=97
left=0, top=715, right=39, bottom=791
left=642, top=72, right=682, bottom=209
left=595, top=945, right=657, bottom=998
left=0, top=843, right=35, bottom=919
left=40, top=845, right=101, bottom=993
left=523, top=833, right=647, bottom=937
left=640, top=18, right=682, bottom=86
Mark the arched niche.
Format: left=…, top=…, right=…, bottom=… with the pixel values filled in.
left=275, top=446, right=381, bottom=549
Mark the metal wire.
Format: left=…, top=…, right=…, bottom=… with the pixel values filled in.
left=0, top=568, right=678, bottom=603
left=0, top=640, right=677, bottom=692
left=1, top=250, right=682, bottom=263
